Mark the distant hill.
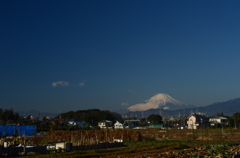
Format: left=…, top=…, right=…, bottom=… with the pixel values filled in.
left=59, top=109, right=123, bottom=125
left=194, top=98, right=240, bottom=116
left=126, top=97, right=240, bottom=118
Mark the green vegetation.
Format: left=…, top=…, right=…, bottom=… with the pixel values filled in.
left=58, top=109, right=123, bottom=126
left=147, top=114, right=163, bottom=124
left=0, top=108, right=124, bottom=131
left=0, top=108, right=22, bottom=125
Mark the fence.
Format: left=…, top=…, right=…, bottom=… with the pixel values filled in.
left=0, top=126, right=36, bottom=137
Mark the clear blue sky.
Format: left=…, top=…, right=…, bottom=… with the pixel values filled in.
left=1, top=0, right=240, bottom=113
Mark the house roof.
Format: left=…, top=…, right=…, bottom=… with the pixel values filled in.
left=190, top=113, right=208, bottom=120
left=98, top=120, right=112, bottom=123
left=209, top=116, right=227, bottom=119
left=114, top=121, right=128, bottom=126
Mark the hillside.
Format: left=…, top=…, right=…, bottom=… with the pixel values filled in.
left=58, top=109, right=123, bottom=125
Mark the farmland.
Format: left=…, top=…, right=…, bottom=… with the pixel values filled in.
left=24, top=128, right=240, bottom=157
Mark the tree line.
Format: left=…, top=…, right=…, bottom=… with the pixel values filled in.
left=0, top=108, right=21, bottom=125
left=2, top=108, right=240, bottom=130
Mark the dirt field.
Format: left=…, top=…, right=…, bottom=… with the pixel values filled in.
left=30, top=128, right=240, bottom=157
left=43, top=128, right=240, bottom=143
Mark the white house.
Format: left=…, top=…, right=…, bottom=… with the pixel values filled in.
left=114, top=121, right=124, bottom=129
left=209, top=116, right=228, bottom=126
left=187, top=113, right=209, bottom=129
left=98, top=120, right=113, bottom=129
left=67, top=118, right=85, bottom=127
left=114, top=121, right=130, bottom=129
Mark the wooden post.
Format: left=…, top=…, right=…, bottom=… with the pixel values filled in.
left=23, top=135, right=26, bottom=155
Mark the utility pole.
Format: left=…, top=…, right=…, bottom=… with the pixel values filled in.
left=178, top=112, right=181, bottom=127
left=222, top=124, right=223, bottom=134
left=38, top=111, right=40, bottom=120
left=235, top=109, right=240, bottom=128
left=183, top=110, right=185, bottom=127
left=238, top=109, right=240, bottom=128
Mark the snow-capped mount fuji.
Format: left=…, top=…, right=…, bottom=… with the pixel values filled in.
left=128, top=93, right=195, bottom=111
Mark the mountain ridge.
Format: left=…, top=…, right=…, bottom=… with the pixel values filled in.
left=128, top=93, right=195, bottom=111
left=126, top=97, right=240, bottom=118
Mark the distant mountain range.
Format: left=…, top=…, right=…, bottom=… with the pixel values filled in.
left=17, top=94, right=240, bottom=119
left=125, top=96, right=240, bottom=118
left=128, top=93, right=196, bottom=111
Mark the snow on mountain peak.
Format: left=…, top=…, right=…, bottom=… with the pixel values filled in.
left=149, top=93, right=185, bottom=105
left=128, top=93, right=189, bottom=112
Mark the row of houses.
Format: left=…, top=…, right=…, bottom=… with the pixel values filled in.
left=110, top=113, right=228, bottom=130
left=187, top=113, right=228, bottom=129
left=68, top=119, right=141, bottom=129
left=57, top=113, right=229, bottom=130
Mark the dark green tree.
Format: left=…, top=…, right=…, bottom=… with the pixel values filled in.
left=139, top=118, right=148, bottom=126
left=0, top=108, right=21, bottom=123
left=57, top=109, right=123, bottom=127
left=147, top=114, right=163, bottom=124
left=232, top=112, right=240, bottom=128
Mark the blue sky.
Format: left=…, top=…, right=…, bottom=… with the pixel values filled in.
left=1, top=1, right=240, bottom=113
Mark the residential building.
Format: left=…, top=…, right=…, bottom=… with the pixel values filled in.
left=114, top=121, right=124, bottom=129
left=124, top=119, right=140, bottom=129
left=98, top=120, right=113, bottom=129
left=187, top=113, right=209, bottom=129
left=67, top=118, right=85, bottom=127
left=114, top=120, right=130, bottom=129
left=209, top=116, right=228, bottom=126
